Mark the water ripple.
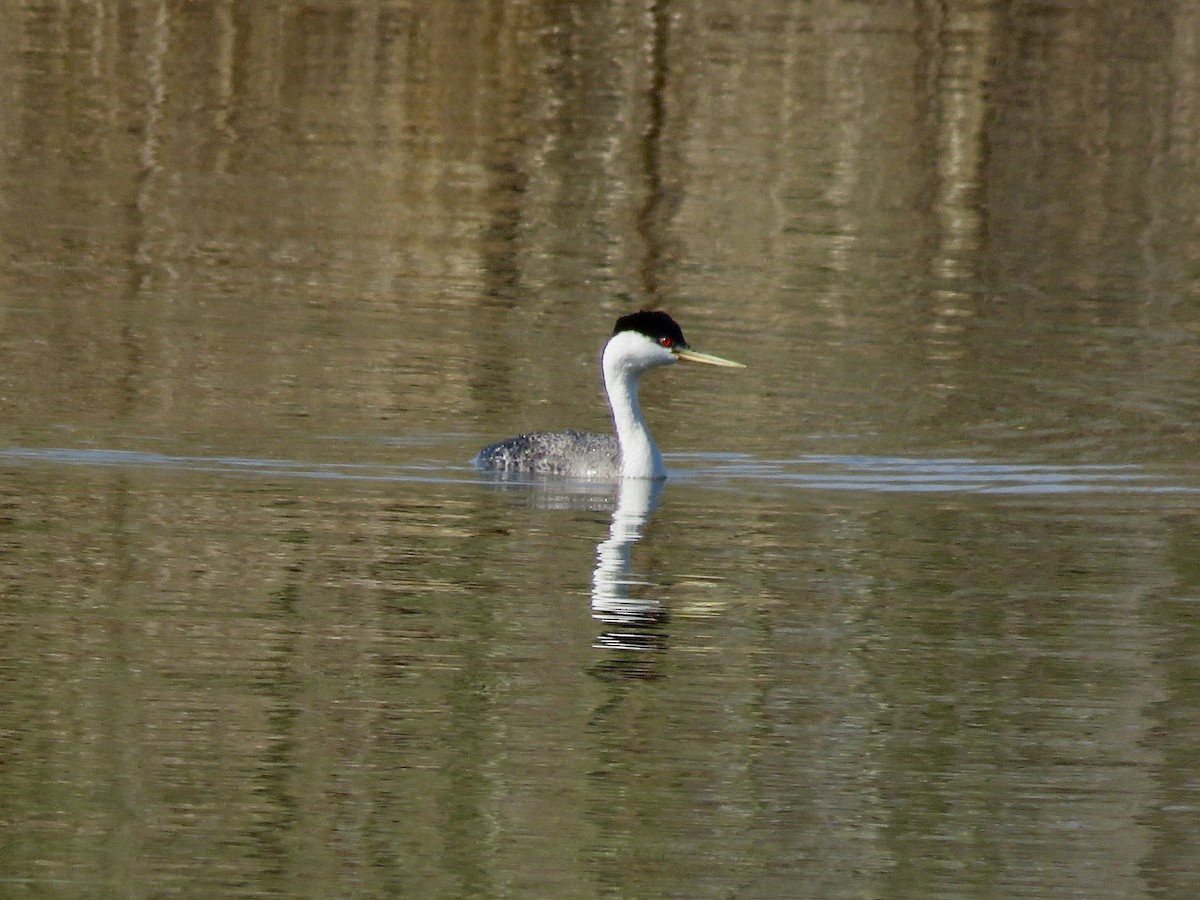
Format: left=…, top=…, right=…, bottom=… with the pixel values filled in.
left=2, top=446, right=1196, bottom=495
left=672, top=453, right=1200, bottom=494
left=0, top=446, right=479, bottom=485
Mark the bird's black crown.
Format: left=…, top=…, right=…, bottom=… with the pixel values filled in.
left=613, top=310, right=688, bottom=348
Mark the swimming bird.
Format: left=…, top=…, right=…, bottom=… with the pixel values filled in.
left=475, top=311, right=744, bottom=479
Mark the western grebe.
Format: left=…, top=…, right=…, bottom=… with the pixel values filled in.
left=475, top=311, right=744, bottom=479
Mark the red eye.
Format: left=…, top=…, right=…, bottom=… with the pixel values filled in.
left=658, top=336, right=673, bottom=348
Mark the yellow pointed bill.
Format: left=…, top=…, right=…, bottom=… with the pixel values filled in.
left=674, top=348, right=746, bottom=368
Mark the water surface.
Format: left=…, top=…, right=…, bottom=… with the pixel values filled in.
left=3, top=1, right=1200, bottom=897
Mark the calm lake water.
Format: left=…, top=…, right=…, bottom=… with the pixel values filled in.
left=3, top=1, right=1200, bottom=897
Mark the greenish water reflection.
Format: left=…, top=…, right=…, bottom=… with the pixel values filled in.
left=1, top=457, right=1198, bottom=897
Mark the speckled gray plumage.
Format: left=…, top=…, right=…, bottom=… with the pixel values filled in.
left=475, top=430, right=621, bottom=478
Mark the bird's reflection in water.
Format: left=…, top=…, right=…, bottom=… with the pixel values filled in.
left=475, top=470, right=619, bottom=511
left=590, top=478, right=666, bottom=658
left=477, top=470, right=671, bottom=677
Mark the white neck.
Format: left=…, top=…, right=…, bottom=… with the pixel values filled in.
left=602, top=337, right=667, bottom=479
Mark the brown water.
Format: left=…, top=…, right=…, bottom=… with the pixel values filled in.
left=3, top=2, right=1200, bottom=897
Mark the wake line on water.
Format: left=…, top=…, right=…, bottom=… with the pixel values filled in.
left=2, top=447, right=1196, bottom=495
left=0, top=447, right=481, bottom=486
left=672, top=453, right=1200, bottom=495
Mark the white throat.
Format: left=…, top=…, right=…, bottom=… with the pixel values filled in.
left=602, top=334, right=671, bottom=479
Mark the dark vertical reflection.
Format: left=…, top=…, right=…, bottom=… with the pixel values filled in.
left=118, top=0, right=167, bottom=428
left=479, top=4, right=532, bottom=307
left=1141, top=515, right=1200, bottom=898
left=636, top=0, right=672, bottom=306
left=439, top=634, right=499, bottom=899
